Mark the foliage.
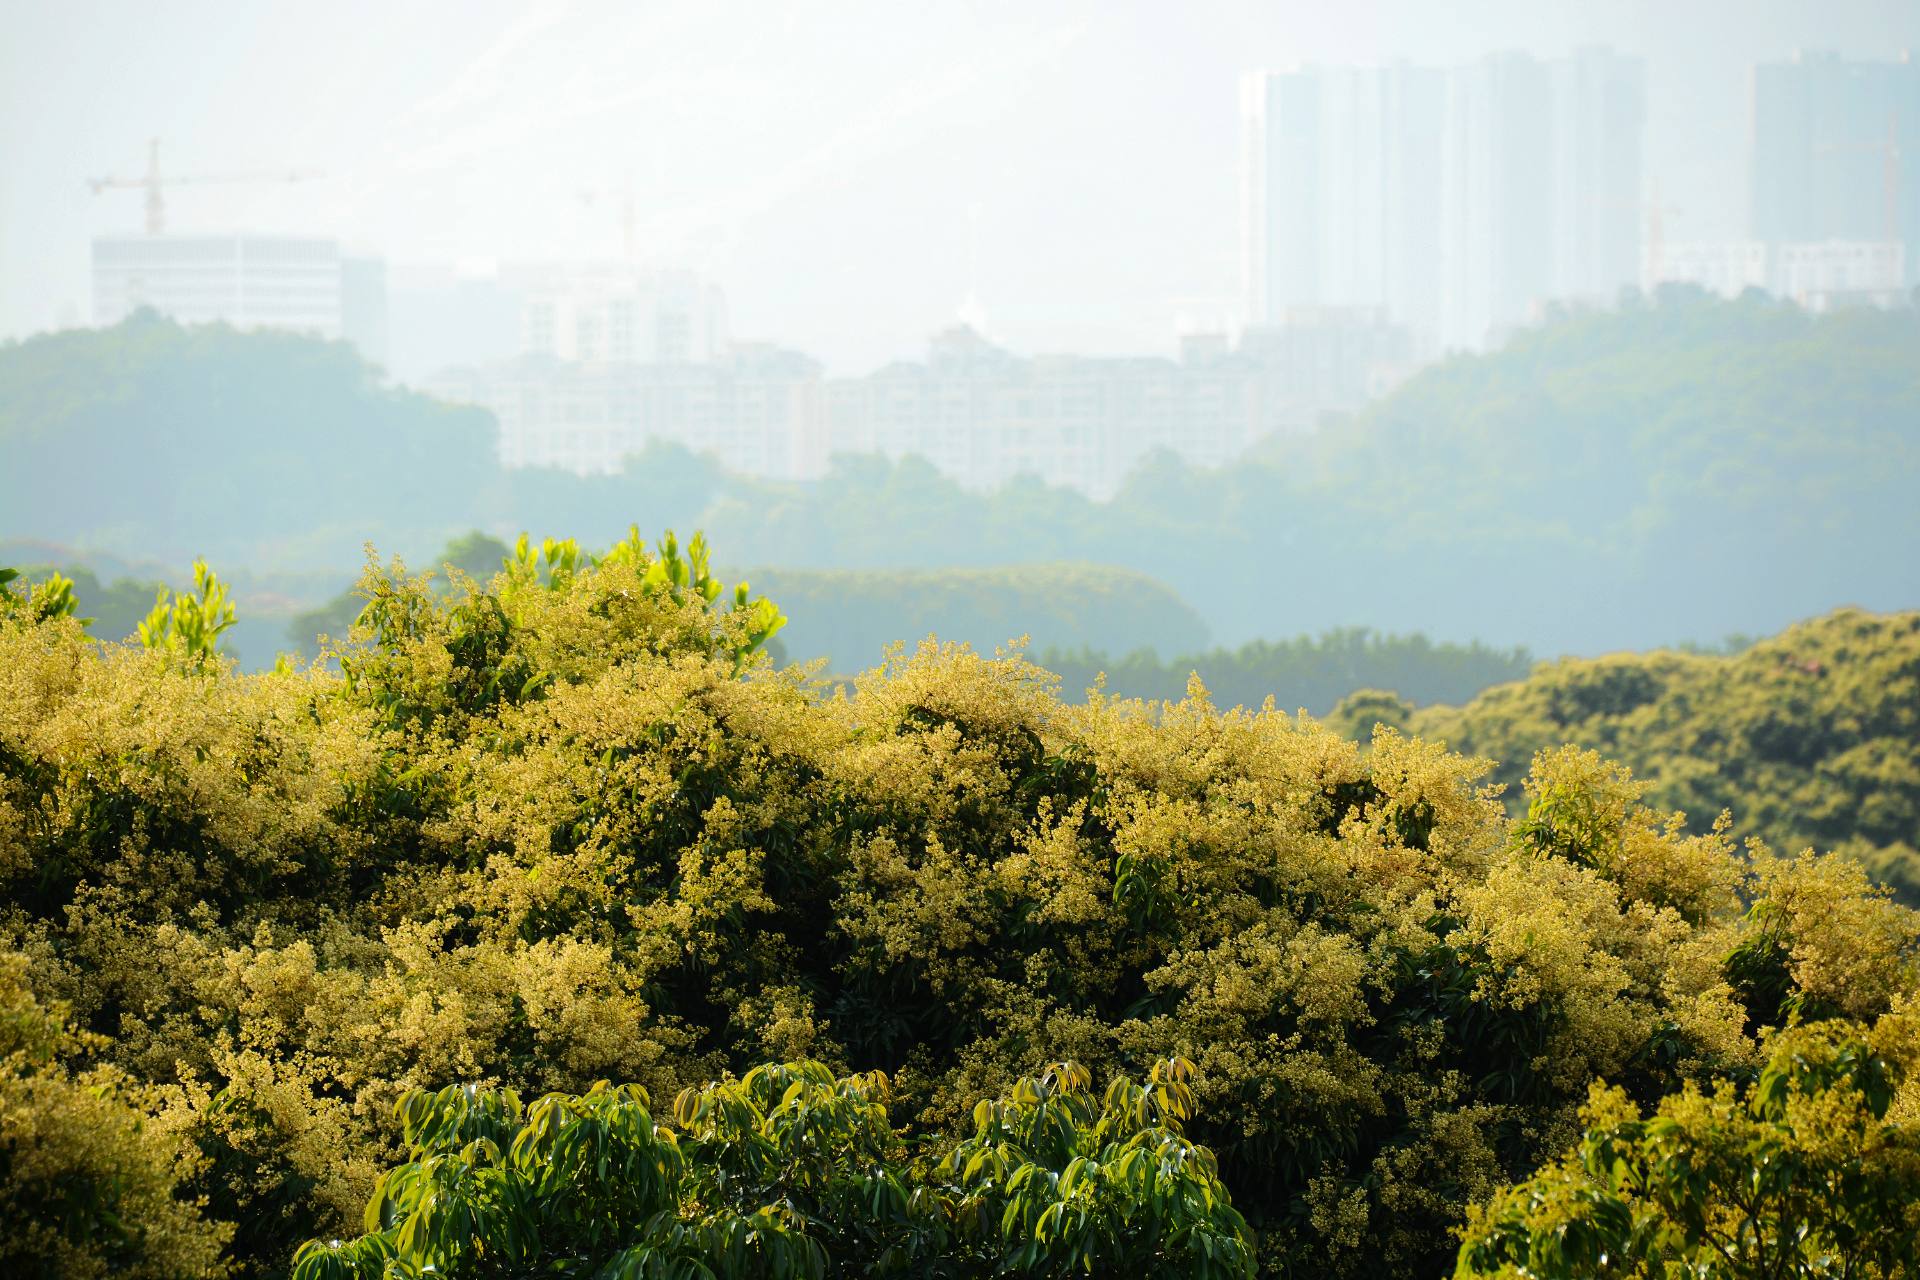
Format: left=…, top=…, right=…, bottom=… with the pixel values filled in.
left=940, top=1057, right=1253, bottom=1278
left=749, top=564, right=1211, bottom=675
left=1044, top=631, right=1530, bottom=719
left=1326, top=688, right=1416, bottom=741
left=288, top=530, right=785, bottom=672
left=138, top=559, right=238, bottom=663
left=0, top=951, right=232, bottom=1279
left=0, top=565, right=85, bottom=626
left=287, top=533, right=512, bottom=652
left=28, top=565, right=160, bottom=638
left=6, top=293, right=1919, bottom=657
left=1, top=531, right=1917, bottom=1277
left=1413, top=608, right=1920, bottom=905
left=290, top=1057, right=1251, bottom=1280
left=690, top=292, right=1920, bottom=655
left=1455, top=1019, right=1920, bottom=1280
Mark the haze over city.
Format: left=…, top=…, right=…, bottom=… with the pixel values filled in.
left=5, top=0, right=1918, bottom=372
left=6, top=6, right=1920, bottom=1278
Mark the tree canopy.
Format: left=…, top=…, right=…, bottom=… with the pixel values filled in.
left=1456, top=1019, right=1920, bottom=1280
left=1044, top=629, right=1534, bottom=718
left=5, top=291, right=1918, bottom=657
left=1412, top=608, right=1920, bottom=905
left=2, top=533, right=1917, bottom=1277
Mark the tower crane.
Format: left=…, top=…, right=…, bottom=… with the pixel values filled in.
left=86, top=138, right=320, bottom=236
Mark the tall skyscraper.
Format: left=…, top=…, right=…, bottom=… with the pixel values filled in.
left=1440, top=49, right=1644, bottom=350
left=1751, top=50, right=1920, bottom=285
left=1240, top=64, right=1446, bottom=340
left=1439, top=53, right=1556, bottom=350
left=1551, top=48, right=1647, bottom=303
left=1243, top=50, right=1645, bottom=354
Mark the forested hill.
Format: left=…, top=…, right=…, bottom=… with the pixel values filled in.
left=3, top=291, right=1917, bottom=656
left=692, top=291, right=1919, bottom=654
left=1042, top=629, right=1534, bottom=717
left=1408, top=607, right=1920, bottom=903
left=745, top=564, right=1211, bottom=667
left=0, top=316, right=502, bottom=564
left=705, top=292, right=1920, bottom=653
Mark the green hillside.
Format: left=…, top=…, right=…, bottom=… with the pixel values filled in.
left=1411, top=607, right=1920, bottom=901
left=1043, top=628, right=1534, bottom=717
left=742, top=563, right=1211, bottom=670
left=695, top=291, right=1920, bottom=654
left=5, top=293, right=1918, bottom=658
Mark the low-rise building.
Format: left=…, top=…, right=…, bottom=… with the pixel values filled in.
left=429, top=344, right=821, bottom=479
left=1644, top=238, right=1910, bottom=310
left=436, top=317, right=1414, bottom=495
left=1775, top=240, right=1908, bottom=311
left=91, top=234, right=387, bottom=362
left=1645, top=241, right=1772, bottom=298
left=1238, top=306, right=1417, bottom=437
left=820, top=326, right=1260, bottom=498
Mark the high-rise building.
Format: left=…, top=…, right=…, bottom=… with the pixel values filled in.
left=91, top=234, right=388, bottom=363
left=1439, top=53, right=1556, bottom=350
left=1240, top=64, right=1446, bottom=343
left=1751, top=50, right=1920, bottom=283
left=1243, top=50, right=1644, bottom=354
left=1439, top=49, right=1643, bottom=349
left=1550, top=47, right=1646, bottom=303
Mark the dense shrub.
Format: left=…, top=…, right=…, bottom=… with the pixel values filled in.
left=1042, top=631, right=1532, bottom=719
left=0, top=537, right=1915, bottom=1277
left=292, top=1057, right=1253, bottom=1280
left=1455, top=1018, right=1920, bottom=1280
left=0, top=952, right=231, bottom=1280
left=1412, top=609, right=1920, bottom=904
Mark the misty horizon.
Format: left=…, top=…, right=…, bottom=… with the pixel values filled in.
left=5, top=9, right=1920, bottom=1277
left=6, top=0, right=1919, bottom=375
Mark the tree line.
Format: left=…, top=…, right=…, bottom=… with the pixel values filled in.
left=4, top=288, right=1917, bottom=658
left=2, top=540, right=1916, bottom=1278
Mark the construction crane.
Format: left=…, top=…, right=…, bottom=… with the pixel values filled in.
left=87, top=138, right=320, bottom=236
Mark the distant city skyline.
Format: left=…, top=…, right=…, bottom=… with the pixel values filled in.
left=5, top=0, right=1919, bottom=374
left=1752, top=48, right=1920, bottom=269
left=1241, top=47, right=1645, bottom=352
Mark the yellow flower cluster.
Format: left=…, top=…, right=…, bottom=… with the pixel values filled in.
left=0, top=553, right=1912, bottom=1279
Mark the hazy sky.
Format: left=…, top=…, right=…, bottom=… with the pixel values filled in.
left=3, top=0, right=1916, bottom=374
